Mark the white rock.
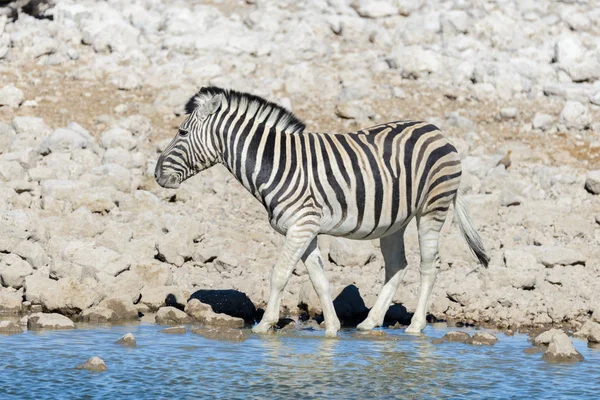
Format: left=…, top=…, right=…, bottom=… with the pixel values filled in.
left=499, top=107, right=517, bottom=120
left=0, top=84, right=24, bottom=108
left=27, top=313, right=75, bottom=330
left=155, top=306, right=192, bottom=325
left=532, top=113, right=554, bottom=131
left=584, top=170, right=600, bottom=195
left=77, top=356, right=107, bottom=371
left=0, top=290, right=22, bottom=314
left=559, top=101, right=590, bottom=130
left=111, top=71, right=142, bottom=90
left=542, top=331, right=584, bottom=363
left=329, top=238, right=377, bottom=267
left=99, top=127, right=137, bottom=150
left=39, top=128, right=95, bottom=154
left=352, top=0, right=398, bottom=18
left=27, top=37, right=58, bottom=58
left=554, top=34, right=584, bottom=67
left=0, top=254, right=33, bottom=289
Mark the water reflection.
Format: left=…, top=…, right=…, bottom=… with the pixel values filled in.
left=0, top=324, right=598, bottom=399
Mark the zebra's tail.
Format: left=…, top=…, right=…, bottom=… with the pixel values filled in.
left=453, top=192, right=490, bottom=268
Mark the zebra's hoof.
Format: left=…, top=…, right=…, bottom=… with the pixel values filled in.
left=251, top=322, right=274, bottom=334
left=356, top=320, right=377, bottom=331
left=405, top=321, right=426, bottom=334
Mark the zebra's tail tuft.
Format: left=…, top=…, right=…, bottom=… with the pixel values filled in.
left=453, top=192, right=489, bottom=268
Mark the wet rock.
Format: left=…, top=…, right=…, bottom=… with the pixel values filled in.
left=0, top=84, right=24, bottom=108
left=155, top=306, right=192, bottom=325
left=574, top=320, right=600, bottom=345
left=191, top=327, right=248, bottom=342
left=76, top=356, right=107, bottom=372
left=559, top=101, right=590, bottom=130
left=98, top=296, right=139, bottom=320
left=27, top=313, right=75, bottom=330
left=0, top=320, right=23, bottom=334
left=523, top=347, right=543, bottom=355
left=542, top=332, right=584, bottom=363
left=140, top=286, right=186, bottom=312
left=469, top=332, right=498, bottom=345
left=533, top=328, right=564, bottom=347
left=353, top=330, right=389, bottom=339
left=115, top=333, right=136, bottom=346
left=185, top=299, right=245, bottom=328
left=432, top=338, right=444, bottom=344
left=81, top=307, right=118, bottom=323
left=160, top=326, right=186, bottom=334
left=441, top=331, right=471, bottom=343
left=329, top=238, right=377, bottom=267
left=584, top=170, right=600, bottom=195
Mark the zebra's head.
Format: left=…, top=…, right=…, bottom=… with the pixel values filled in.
left=154, top=91, right=225, bottom=189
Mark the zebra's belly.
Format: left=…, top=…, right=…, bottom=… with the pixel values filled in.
left=319, top=209, right=413, bottom=240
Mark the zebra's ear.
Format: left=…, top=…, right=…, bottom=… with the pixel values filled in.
left=201, top=93, right=225, bottom=117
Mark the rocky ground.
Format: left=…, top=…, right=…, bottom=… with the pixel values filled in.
left=0, top=0, right=599, bottom=333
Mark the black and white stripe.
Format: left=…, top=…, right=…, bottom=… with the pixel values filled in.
left=155, top=87, right=489, bottom=336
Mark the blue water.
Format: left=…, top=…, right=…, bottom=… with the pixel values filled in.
left=1, top=323, right=598, bottom=399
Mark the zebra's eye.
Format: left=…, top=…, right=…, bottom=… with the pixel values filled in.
left=179, top=129, right=189, bottom=137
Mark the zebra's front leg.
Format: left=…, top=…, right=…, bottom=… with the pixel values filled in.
left=302, top=239, right=341, bottom=337
left=357, top=228, right=408, bottom=330
left=252, top=223, right=317, bottom=335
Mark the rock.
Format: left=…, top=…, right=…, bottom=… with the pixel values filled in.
left=533, top=328, right=564, bottom=346
left=469, top=332, right=498, bottom=345
left=554, top=34, right=584, bottom=67
left=0, top=84, right=24, bottom=108
left=111, top=71, right=142, bottom=90
left=335, top=101, right=372, bottom=120
left=532, top=113, right=554, bottom=131
left=28, top=37, right=58, bottom=58
left=191, top=327, right=248, bottom=342
left=0, top=291, right=22, bottom=314
left=499, top=107, right=517, bottom=120
left=81, top=307, right=118, bottom=323
left=188, top=290, right=256, bottom=323
left=432, top=338, right=444, bottom=344
left=115, top=333, right=136, bottom=346
left=352, top=1, right=398, bottom=18
left=0, top=320, right=23, bottom=334
left=76, top=356, right=107, bottom=372
left=39, top=127, right=94, bottom=154
left=442, top=331, right=471, bottom=343
left=584, top=170, right=600, bottom=195
left=523, top=347, right=543, bottom=355
left=542, top=332, right=584, bottom=363
left=503, top=249, right=541, bottom=290
left=499, top=191, right=522, bottom=207
left=27, top=313, right=75, bottom=330
left=155, top=306, right=192, bottom=325
left=140, top=286, right=186, bottom=312
left=185, top=299, right=245, bottom=328
left=99, top=127, right=137, bottom=150
left=559, top=101, right=590, bottom=130
left=24, top=274, right=101, bottom=315
left=98, top=296, right=139, bottom=320
left=525, top=246, right=585, bottom=267
left=328, top=238, right=377, bottom=267
left=0, top=254, right=34, bottom=289
left=567, top=60, right=600, bottom=83
left=160, top=326, right=186, bottom=334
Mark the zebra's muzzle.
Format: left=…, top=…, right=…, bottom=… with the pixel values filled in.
left=155, top=173, right=181, bottom=189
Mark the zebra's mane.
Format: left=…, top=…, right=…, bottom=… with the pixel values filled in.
left=185, top=86, right=306, bottom=134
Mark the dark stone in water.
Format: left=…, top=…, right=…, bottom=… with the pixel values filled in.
left=76, top=356, right=107, bottom=372
left=432, top=338, right=444, bottom=344
left=469, top=332, right=498, bottom=346
left=523, top=347, right=543, bottom=355
left=160, top=326, right=186, bottom=334
left=332, top=285, right=369, bottom=325
left=191, top=327, right=248, bottom=342
left=0, top=320, right=23, bottom=334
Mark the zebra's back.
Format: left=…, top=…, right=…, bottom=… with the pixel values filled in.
left=269, top=120, right=462, bottom=239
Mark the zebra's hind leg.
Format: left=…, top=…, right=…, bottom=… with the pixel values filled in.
left=357, top=227, right=408, bottom=331
left=302, top=238, right=341, bottom=337
left=252, top=223, right=318, bottom=335
left=405, top=210, right=447, bottom=334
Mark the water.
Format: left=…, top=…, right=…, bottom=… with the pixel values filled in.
left=1, top=323, right=598, bottom=399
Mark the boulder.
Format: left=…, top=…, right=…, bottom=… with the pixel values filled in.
left=81, top=307, right=118, bottom=323
left=191, top=327, right=248, bottom=342
left=24, top=274, right=101, bottom=315
left=185, top=299, right=245, bottom=328
left=140, top=286, right=187, bottom=311
left=542, top=332, right=584, bottom=363
left=441, top=331, right=471, bottom=343
left=0, top=254, right=34, bottom=289
left=155, top=306, right=192, bottom=325
left=469, top=332, right=498, bottom=345
left=188, top=289, right=256, bottom=323
left=0, top=320, right=23, bottom=334
left=39, top=128, right=95, bottom=155
left=352, top=0, right=398, bottom=18
left=99, top=127, right=137, bottom=150
left=115, top=333, right=136, bottom=346
left=0, top=291, right=22, bottom=314
left=328, top=238, right=377, bottom=267
left=559, top=101, right=590, bottom=130
left=28, top=313, right=75, bottom=330
left=585, top=170, right=600, bottom=195
left=76, top=356, right=107, bottom=372
left=98, top=296, right=138, bottom=320
left=0, top=84, right=24, bottom=108
left=533, top=328, right=564, bottom=346
left=525, top=246, right=585, bottom=267
left=532, top=113, right=554, bottom=131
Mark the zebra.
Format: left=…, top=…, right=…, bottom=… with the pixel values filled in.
left=154, top=86, right=489, bottom=337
